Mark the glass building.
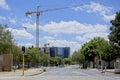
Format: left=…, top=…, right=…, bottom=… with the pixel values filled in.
left=41, top=47, right=70, bottom=58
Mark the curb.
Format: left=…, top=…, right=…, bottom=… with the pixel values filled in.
left=24, top=69, right=45, bottom=76
left=88, top=68, right=115, bottom=73
left=105, top=70, right=115, bottom=73
left=29, top=71, right=44, bottom=76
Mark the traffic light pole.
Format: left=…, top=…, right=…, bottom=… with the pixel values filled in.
left=22, top=46, right=25, bottom=76
left=22, top=54, right=25, bottom=76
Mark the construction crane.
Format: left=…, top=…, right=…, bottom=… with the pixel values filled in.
left=25, top=3, right=88, bottom=48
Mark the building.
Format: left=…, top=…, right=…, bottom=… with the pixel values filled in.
left=49, top=47, right=57, bottom=57
left=63, top=47, right=70, bottom=58
left=41, top=47, right=50, bottom=53
left=50, top=47, right=70, bottom=58
left=40, top=47, right=70, bottom=58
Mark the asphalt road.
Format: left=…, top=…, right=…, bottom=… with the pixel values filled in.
left=0, top=65, right=120, bottom=80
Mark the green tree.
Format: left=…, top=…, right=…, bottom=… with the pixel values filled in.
left=0, top=24, right=23, bottom=68
left=72, top=51, right=84, bottom=65
left=26, top=48, right=42, bottom=67
left=0, top=24, right=14, bottom=54
left=40, top=53, right=49, bottom=66
left=63, top=58, right=71, bottom=65
left=49, top=57, right=62, bottom=66
left=80, top=41, right=95, bottom=62
left=108, top=11, right=120, bottom=57
left=53, top=56, right=62, bottom=66
left=80, top=37, right=116, bottom=68
left=49, top=57, right=55, bottom=66
left=12, top=45, right=21, bottom=62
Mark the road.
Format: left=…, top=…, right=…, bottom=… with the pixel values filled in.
left=0, top=65, right=120, bottom=80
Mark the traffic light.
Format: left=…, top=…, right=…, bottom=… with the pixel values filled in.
left=22, top=46, right=25, bottom=54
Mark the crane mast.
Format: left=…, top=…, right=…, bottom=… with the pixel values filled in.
left=25, top=6, right=40, bottom=48
left=36, top=6, right=40, bottom=48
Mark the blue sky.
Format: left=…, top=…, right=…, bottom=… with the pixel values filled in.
left=0, top=0, right=120, bottom=54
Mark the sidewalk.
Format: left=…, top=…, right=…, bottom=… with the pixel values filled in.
left=88, top=68, right=115, bottom=73
left=105, top=69, right=115, bottom=73
left=0, top=68, right=44, bottom=77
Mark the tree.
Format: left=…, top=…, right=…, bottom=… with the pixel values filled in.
left=54, top=56, right=62, bottom=66
left=72, top=51, right=84, bottom=65
left=0, top=24, right=23, bottom=68
left=63, top=58, right=71, bottom=65
left=80, top=37, right=116, bottom=68
left=49, top=57, right=55, bottom=66
left=80, top=41, right=96, bottom=62
left=26, top=48, right=42, bottom=67
left=80, top=41, right=96, bottom=68
left=40, top=53, right=49, bottom=66
left=0, top=24, right=14, bottom=54
left=49, top=57, right=62, bottom=66
left=12, top=45, right=21, bottom=62
left=108, top=11, right=120, bottom=57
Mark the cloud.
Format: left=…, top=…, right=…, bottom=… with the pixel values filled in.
left=43, top=36, right=55, bottom=40
left=103, top=14, right=115, bottom=22
left=84, top=32, right=108, bottom=40
left=22, top=22, right=36, bottom=30
left=8, top=28, right=34, bottom=39
left=17, top=37, right=81, bottom=55
left=42, top=20, right=108, bottom=34
left=21, top=18, right=40, bottom=30
left=72, top=2, right=114, bottom=22
left=8, top=17, right=16, bottom=24
left=84, top=2, right=112, bottom=15
left=17, top=42, right=35, bottom=47
left=76, top=32, right=109, bottom=43
left=42, top=20, right=109, bottom=48
left=76, top=36, right=88, bottom=42
left=0, top=15, right=6, bottom=20
left=0, top=0, right=10, bottom=10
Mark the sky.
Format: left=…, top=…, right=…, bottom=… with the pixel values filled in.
left=0, top=0, right=120, bottom=55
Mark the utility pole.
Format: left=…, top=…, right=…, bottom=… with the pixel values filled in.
left=25, top=6, right=40, bottom=48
